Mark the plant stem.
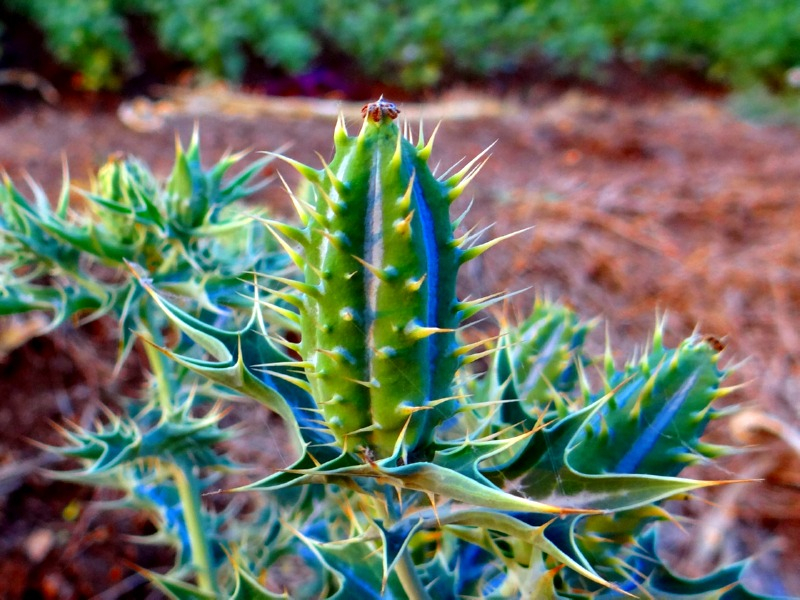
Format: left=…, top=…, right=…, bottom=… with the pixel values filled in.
left=376, top=492, right=431, bottom=600
left=142, top=331, right=216, bottom=592
left=171, top=460, right=218, bottom=595
left=394, top=550, right=431, bottom=600
left=142, top=331, right=174, bottom=414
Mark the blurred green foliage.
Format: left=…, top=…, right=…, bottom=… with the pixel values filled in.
left=4, top=0, right=132, bottom=89
left=1, top=0, right=799, bottom=91
left=127, top=0, right=320, bottom=80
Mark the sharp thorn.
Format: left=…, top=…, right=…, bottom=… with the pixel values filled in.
left=459, top=227, right=534, bottom=264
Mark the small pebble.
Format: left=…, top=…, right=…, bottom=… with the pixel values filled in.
left=24, top=528, right=54, bottom=563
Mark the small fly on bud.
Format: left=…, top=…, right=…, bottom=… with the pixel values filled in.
left=361, top=96, right=400, bottom=122
left=360, top=445, right=378, bottom=467
left=701, top=334, right=726, bottom=352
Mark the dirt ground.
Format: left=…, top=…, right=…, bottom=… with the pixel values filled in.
left=1, top=82, right=799, bottom=597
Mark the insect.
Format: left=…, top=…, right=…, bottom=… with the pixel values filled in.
left=360, top=445, right=378, bottom=467
left=361, top=96, right=400, bottom=122
left=701, top=334, right=726, bottom=352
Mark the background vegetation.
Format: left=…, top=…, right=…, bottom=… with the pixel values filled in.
left=1, top=0, right=799, bottom=92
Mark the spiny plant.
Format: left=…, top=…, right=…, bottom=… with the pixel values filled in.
left=0, top=99, right=779, bottom=599
left=0, top=131, right=294, bottom=593
left=0, top=129, right=284, bottom=355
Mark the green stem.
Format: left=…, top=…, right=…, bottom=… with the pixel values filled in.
left=171, top=460, right=218, bottom=595
left=141, top=324, right=215, bottom=591
left=394, top=550, right=431, bottom=600
left=142, top=330, right=174, bottom=414
left=141, top=326, right=215, bottom=590
left=376, top=493, right=431, bottom=600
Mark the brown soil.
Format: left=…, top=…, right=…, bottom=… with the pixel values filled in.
left=1, top=82, right=799, bottom=598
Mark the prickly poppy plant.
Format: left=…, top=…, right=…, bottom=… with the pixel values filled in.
left=0, top=99, right=775, bottom=598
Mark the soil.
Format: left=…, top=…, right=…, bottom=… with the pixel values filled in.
left=1, top=78, right=799, bottom=598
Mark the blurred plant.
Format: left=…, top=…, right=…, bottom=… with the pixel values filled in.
left=318, top=0, right=533, bottom=89
left=1, top=0, right=321, bottom=90
left=727, top=85, right=800, bottom=127
left=127, top=0, right=321, bottom=81
left=2, top=0, right=800, bottom=92
left=0, top=102, right=779, bottom=598
left=3, top=0, right=132, bottom=90
left=0, top=128, right=281, bottom=357
left=0, top=130, right=286, bottom=594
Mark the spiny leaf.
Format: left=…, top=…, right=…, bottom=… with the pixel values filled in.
left=140, top=570, right=217, bottom=600
left=484, top=398, right=737, bottom=512
left=293, top=530, right=408, bottom=599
